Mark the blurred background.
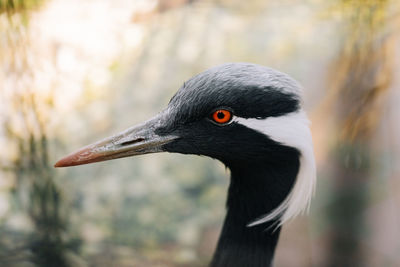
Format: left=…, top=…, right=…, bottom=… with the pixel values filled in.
left=1, top=0, right=400, bottom=266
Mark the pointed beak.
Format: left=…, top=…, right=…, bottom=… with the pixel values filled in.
left=54, top=113, right=178, bottom=167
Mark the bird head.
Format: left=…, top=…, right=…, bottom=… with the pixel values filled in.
left=55, top=63, right=316, bottom=225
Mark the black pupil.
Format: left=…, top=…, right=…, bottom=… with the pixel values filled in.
left=217, top=112, right=225, bottom=119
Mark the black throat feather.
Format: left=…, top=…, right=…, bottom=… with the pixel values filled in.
left=162, top=123, right=301, bottom=267
left=211, top=146, right=300, bottom=267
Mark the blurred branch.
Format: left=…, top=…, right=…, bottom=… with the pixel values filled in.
left=324, top=1, right=397, bottom=266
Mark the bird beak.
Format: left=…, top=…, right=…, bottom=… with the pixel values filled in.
left=54, top=113, right=178, bottom=167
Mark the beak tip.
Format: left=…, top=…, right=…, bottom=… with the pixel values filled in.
left=54, top=152, right=85, bottom=168
left=54, top=147, right=101, bottom=168
left=54, top=158, right=69, bottom=168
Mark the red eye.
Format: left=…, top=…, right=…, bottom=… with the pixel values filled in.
left=212, top=109, right=232, bottom=124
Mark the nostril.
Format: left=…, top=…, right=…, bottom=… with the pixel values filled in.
left=120, top=138, right=145, bottom=146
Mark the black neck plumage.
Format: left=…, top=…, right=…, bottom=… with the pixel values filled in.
left=211, top=154, right=299, bottom=267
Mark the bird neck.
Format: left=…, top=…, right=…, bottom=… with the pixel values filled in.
left=211, top=160, right=298, bottom=267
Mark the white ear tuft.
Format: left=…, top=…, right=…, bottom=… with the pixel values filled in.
left=233, top=110, right=317, bottom=226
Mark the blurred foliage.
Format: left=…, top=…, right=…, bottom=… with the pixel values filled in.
left=0, top=0, right=45, bottom=14
left=0, top=1, right=81, bottom=266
